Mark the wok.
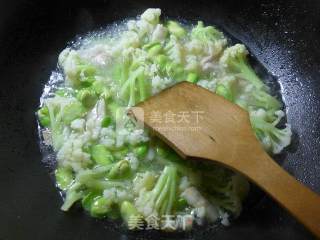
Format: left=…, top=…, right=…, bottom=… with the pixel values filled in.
left=0, top=0, right=319, bottom=239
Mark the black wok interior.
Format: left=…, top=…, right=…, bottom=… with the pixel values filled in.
left=0, top=0, right=320, bottom=239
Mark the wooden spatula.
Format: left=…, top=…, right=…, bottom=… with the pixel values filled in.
left=129, top=81, right=320, bottom=237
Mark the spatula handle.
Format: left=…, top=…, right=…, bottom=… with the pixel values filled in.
left=243, top=151, right=320, bottom=237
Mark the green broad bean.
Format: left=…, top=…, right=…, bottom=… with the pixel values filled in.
left=133, top=144, right=148, bottom=158
left=91, top=144, right=114, bottom=165
left=90, top=196, right=112, bottom=217
left=55, top=167, right=74, bottom=191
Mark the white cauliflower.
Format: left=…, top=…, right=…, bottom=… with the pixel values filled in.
left=165, top=35, right=184, bottom=64
left=181, top=187, right=219, bottom=222
left=125, top=153, right=139, bottom=171
left=152, top=24, right=168, bottom=42
left=58, top=49, right=83, bottom=87
left=57, top=133, right=91, bottom=171
left=250, top=108, right=292, bottom=154
left=79, top=44, right=112, bottom=66
left=197, top=79, right=217, bottom=92
left=99, top=126, right=116, bottom=148
left=70, top=119, right=85, bottom=132
left=103, top=187, right=133, bottom=202
left=185, top=55, right=201, bottom=72
left=151, top=75, right=175, bottom=94
left=118, top=31, right=140, bottom=49
left=85, top=99, right=106, bottom=141
left=141, top=8, right=161, bottom=25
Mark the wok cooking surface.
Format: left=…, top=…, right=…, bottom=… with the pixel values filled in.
left=0, top=0, right=319, bottom=239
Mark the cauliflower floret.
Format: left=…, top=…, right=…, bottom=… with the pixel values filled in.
left=45, top=95, right=75, bottom=111
left=70, top=119, right=85, bottom=132
left=103, top=187, right=133, bottom=202
left=126, top=10, right=159, bottom=38
left=120, top=31, right=140, bottom=49
left=134, top=166, right=178, bottom=218
left=136, top=20, right=154, bottom=38
left=186, top=38, right=227, bottom=58
left=115, top=126, right=149, bottom=148
left=141, top=8, right=161, bottom=25
left=147, top=63, right=159, bottom=77
left=122, top=47, right=148, bottom=65
left=151, top=76, right=175, bottom=94
left=99, top=126, right=116, bottom=148
left=58, top=48, right=98, bottom=87
left=127, top=20, right=137, bottom=31
left=57, top=133, right=91, bottom=171
left=190, top=21, right=227, bottom=57
left=219, top=44, right=266, bottom=90
left=58, top=49, right=80, bottom=86
left=85, top=99, right=106, bottom=140
left=185, top=55, right=200, bottom=72
left=181, top=187, right=219, bottom=222
left=85, top=118, right=101, bottom=140
left=126, top=129, right=149, bottom=145
left=201, top=54, right=217, bottom=72
left=219, top=43, right=248, bottom=67
left=151, top=24, right=167, bottom=42
left=125, top=153, right=139, bottom=170
left=79, top=44, right=112, bottom=66
left=250, top=108, right=292, bottom=154
left=165, top=35, right=184, bottom=64
left=185, top=40, right=204, bottom=55
left=210, top=39, right=227, bottom=56
left=197, top=79, right=217, bottom=92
